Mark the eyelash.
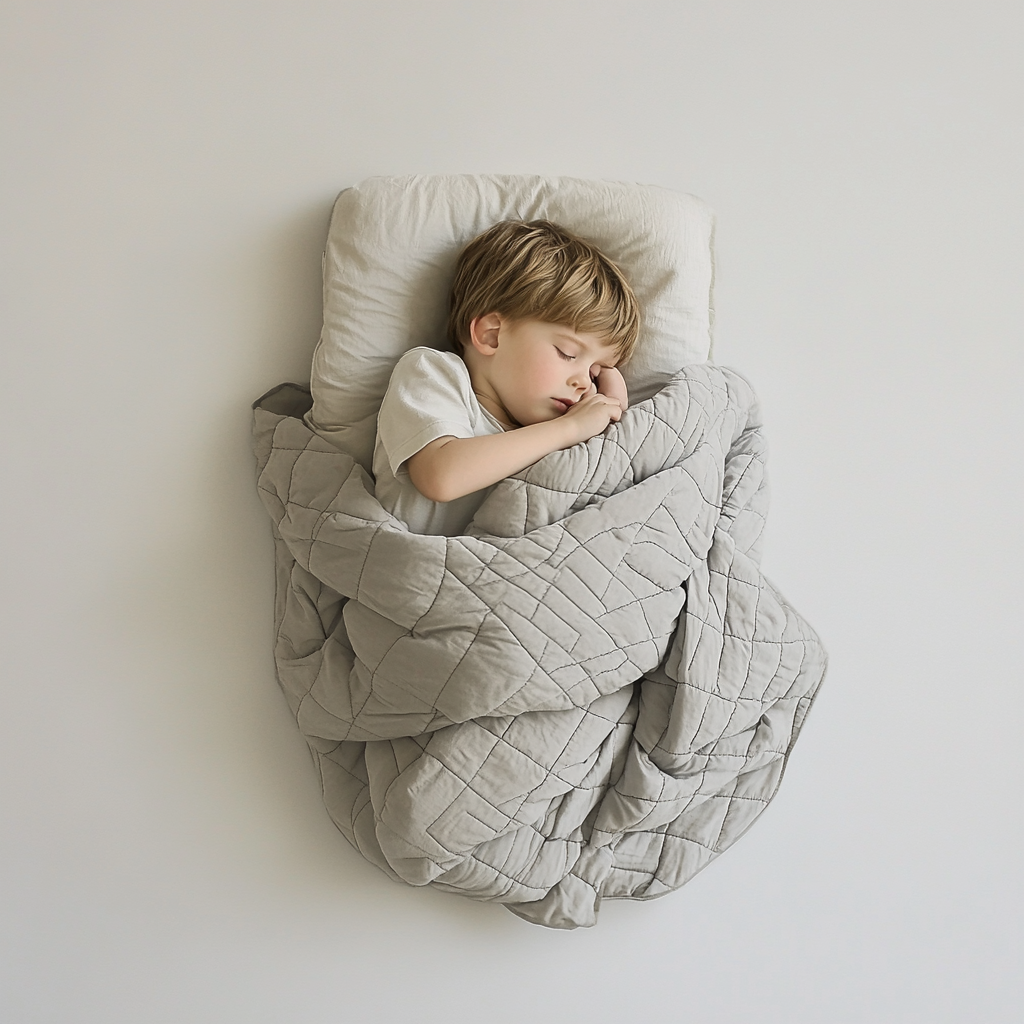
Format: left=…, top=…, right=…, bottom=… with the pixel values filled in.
left=556, top=347, right=605, bottom=379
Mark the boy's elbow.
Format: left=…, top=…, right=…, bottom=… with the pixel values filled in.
left=413, top=477, right=452, bottom=503
left=407, top=456, right=458, bottom=503
left=420, top=472, right=471, bottom=503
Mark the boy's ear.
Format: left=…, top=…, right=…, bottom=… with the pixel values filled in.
left=468, top=313, right=502, bottom=355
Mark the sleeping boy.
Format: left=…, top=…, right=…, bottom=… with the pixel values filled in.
left=373, top=220, right=640, bottom=535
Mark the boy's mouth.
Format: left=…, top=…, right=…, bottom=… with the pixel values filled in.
left=552, top=398, right=573, bottom=413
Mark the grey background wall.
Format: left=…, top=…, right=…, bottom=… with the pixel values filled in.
left=2, top=2, right=1021, bottom=1021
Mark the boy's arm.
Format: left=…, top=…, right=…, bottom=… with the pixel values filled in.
left=407, top=393, right=622, bottom=503
left=595, top=366, right=628, bottom=410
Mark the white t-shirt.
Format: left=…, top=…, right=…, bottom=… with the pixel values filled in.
left=373, top=347, right=506, bottom=536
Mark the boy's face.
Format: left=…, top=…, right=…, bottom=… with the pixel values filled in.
left=470, top=317, right=622, bottom=428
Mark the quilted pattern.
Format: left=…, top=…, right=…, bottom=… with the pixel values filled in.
left=252, top=364, right=826, bottom=928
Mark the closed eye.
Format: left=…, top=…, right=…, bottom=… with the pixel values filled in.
left=555, top=348, right=575, bottom=361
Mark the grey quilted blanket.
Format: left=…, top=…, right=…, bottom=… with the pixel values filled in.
left=252, top=363, right=826, bottom=929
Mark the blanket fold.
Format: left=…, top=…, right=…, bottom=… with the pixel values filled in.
left=253, top=363, right=826, bottom=928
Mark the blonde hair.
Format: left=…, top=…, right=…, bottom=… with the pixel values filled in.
left=447, top=220, right=639, bottom=361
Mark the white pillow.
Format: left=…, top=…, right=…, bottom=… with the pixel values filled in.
left=307, top=174, right=715, bottom=469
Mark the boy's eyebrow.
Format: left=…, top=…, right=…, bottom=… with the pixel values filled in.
left=554, top=329, right=612, bottom=351
left=553, top=328, right=583, bottom=344
left=554, top=329, right=620, bottom=365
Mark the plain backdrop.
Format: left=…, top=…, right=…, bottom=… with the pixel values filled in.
left=2, top=2, right=1022, bottom=1022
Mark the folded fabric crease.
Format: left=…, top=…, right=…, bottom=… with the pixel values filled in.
left=252, top=362, right=826, bottom=929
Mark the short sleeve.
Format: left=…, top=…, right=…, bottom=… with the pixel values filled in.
left=376, top=348, right=480, bottom=476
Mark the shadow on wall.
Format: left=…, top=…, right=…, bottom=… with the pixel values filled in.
left=228, top=197, right=335, bottom=389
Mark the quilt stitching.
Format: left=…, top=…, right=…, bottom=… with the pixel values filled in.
left=252, top=363, right=826, bottom=928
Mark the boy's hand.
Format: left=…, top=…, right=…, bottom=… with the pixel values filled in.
left=592, top=366, right=629, bottom=411
left=560, top=392, right=623, bottom=444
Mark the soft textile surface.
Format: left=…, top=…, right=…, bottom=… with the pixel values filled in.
left=253, top=364, right=826, bottom=929
left=307, top=175, right=716, bottom=470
